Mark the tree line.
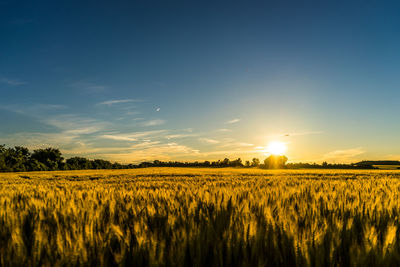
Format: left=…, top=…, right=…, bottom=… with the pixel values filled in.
left=0, top=145, right=126, bottom=172
left=286, top=161, right=376, bottom=169
left=0, top=145, right=375, bottom=172
left=140, top=155, right=288, bottom=169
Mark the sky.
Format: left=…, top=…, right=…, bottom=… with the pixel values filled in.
left=1, top=0, right=400, bottom=163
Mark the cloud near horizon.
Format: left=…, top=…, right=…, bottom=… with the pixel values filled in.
left=0, top=76, right=26, bottom=86
left=98, top=99, right=141, bottom=106
left=322, top=147, right=365, bottom=162
left=199, top=138, right=220, bottom=144
left=225, top=118, right=240, bottom=124
left=141, top=119, right=166, bottom=127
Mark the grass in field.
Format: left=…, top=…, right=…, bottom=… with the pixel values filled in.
left=1, top=168, right=400, bottom=266
left=373, top=165, right=400, bottom=170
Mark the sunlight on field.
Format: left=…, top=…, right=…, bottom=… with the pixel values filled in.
left=1, top=168, right=400, bottom=266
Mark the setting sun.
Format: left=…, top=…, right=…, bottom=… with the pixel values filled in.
left=266, top=141, right=287, bottom=155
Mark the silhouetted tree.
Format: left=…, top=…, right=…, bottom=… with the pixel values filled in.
left=112, top=162, right=123, bottom=169
left=0, top=145, right=6, bottom=171
left=66, top=157, right=93, bottom=170
left=251, top=158, right=260, bottom=167
left=27, top=159, right=48, bottom=171
left=222, top=158, right=230, bottom=167
left=263, top=155, right=288, bottom=169
left=230, top=158, right=243, bottom=167
left=92, top=159, right=113, bottom=169
left=31, top=148, right=64, bottom=171
left=3, top=146, right=30, bottom=171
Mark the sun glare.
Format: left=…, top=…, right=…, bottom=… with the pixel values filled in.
left=266, top=141, right=287, bottom=155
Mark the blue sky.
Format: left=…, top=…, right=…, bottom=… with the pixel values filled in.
left=1, top=0, right=400, bottom=163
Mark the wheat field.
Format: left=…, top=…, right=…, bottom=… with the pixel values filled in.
left=1, top=168, right=400, bottom=266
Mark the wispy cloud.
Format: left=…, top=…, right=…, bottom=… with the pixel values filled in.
left=225, top=118, right=240, bottom=124
left=67, top=141, right=262, bottom=163
left=101, top=135, right=137, bottom=142
left=199, top=137, right=254, bottom=149
left=0, top=103, right=67, bottom=115
left=0, top=129, right=259, bottom=163
left=99, top=130, right=168, bottom=142
left=62, top=146, right=133, bottom=155
left=62, top=141, right=164, bottom=157
left=141, top=119, right=166, bottom=127
left=78, top=142, right=199, bottom=163
left=0, top=104, right=108, bottom=139
left=65, top=127, right=103, bottom=135
left=125, top=111, right=141, bottom=116
left=217, top=139, right=254, bottom=148
left=216, top=128, right=232, bottom=132
left=194, top=148, right=258, bottom=158
left=0, top=76, right=26, bottom=86
left=71, top=82, right=107, bottom=93
left=35, top=104, right=67, bottom=110
left=0, top=132, right=80, bottom=149
left=199, top=138, right=220, bottom=144
left=322, top=147, right=365, bottom=162
left=44, top=114, right=107, bottom=135
left=130, top=141, right=161, bottom=149
left=98, top=99, right=141, bottom=106
left=165, top=134, right=197, bottom=139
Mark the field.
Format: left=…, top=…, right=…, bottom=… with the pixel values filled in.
left=373, top=165, right=400, bottom=170
left=2, top=168, right=400, bottom=266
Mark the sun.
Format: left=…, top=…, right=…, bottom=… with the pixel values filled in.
left=266, top=141, right=287, bottom=155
